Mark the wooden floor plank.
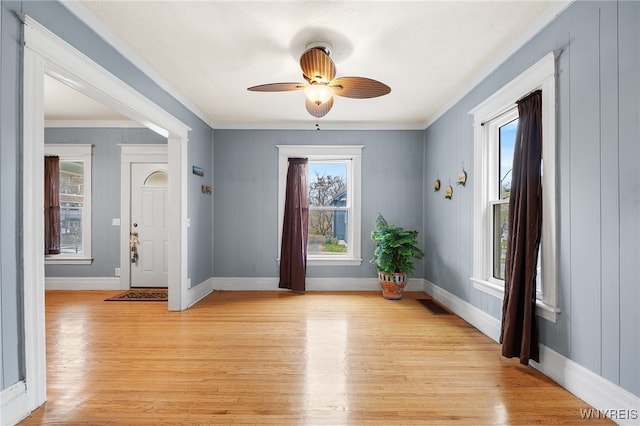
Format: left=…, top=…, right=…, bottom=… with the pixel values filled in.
left=19, top=290, right=611, bottom=425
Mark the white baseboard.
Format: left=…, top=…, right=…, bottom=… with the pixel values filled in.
left=423, top=279, right=640, bottom=425
left=0, top=381, right=28, bottom=426
left=211, top=277, right=279, bottom=291
left=43, top=276, right=425, bottom=293
left=531, top=346, right=640, bottom=425
left=186, top=277, right=215, bottom=308
left=45, top=276, right=123, bottom=290
left=210, top=276, right=424, bottom=292
left=43, top=276, right=215, bottom=309
left=423, top=279, right=501, bottom=342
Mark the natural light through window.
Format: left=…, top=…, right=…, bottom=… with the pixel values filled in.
left=492, top=117, right=517, bottom=281
left=470, top=52, right=559, bottom=322
left=44, top=144, right=93, bottom=264
left=59, top=160, right=85, bottom=254
left=308, top=161, right=349, bottom=256
left=278, top=145, right=362, bottom=266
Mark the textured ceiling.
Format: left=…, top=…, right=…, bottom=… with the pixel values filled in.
left=46, top=1, right=570, bottom=130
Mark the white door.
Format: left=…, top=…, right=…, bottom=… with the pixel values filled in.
left=130, top=163, right=169, bottom=288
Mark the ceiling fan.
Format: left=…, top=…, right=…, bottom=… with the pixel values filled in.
left=247, top=44, right=391, bottom=118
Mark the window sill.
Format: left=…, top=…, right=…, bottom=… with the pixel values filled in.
left=277, top=257, right=362, bottom=266
left=45, top=256, right=93, bottom=265
left=471, top=277, right=560, bottom=323
left=534, top=299, right=561, bottom=323
left=471, top=277, right=504, bottom=299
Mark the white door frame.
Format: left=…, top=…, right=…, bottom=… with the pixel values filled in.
left=20, top=14, right=191, bottom=414
left=120, top=146, right=168, bottom=289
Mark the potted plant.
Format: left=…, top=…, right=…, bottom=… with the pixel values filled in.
left=370, top=214, right=425, bottom=300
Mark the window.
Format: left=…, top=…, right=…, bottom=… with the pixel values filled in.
left=44, top=144, right=93, bottom=264
left=470, top=52, right=559, bottom=322
left=277, top=145, right=363, bottom=265
left=490, top=111, right=518, bottom=282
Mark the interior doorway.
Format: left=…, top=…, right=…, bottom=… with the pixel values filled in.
left=21, top=14, right=190, bottom=413
left=129, top=163, right=169, bottom=288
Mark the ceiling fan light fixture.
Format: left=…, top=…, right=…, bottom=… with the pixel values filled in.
left=304, top=83, right=333, bottom=105
left=248, top=42, right=390, bottom=118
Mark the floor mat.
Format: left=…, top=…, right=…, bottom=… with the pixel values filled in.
left=105, top=288, right=168, bottom=301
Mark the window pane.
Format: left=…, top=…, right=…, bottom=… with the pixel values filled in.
left=308, top=162, right=347, bottom=207
left=308, top=210, right=348, bottom=255
left=307, top=161, right=349, bottom=256
left=499, top=119, right=517, bottom=200
left=493, top=203, right=509, bottom=280
left=59, top=160, right=84, bottom=254
left=144, top=170, right=168, bottom=187
left=60, top=206, right=83, bottom=254
left=59, top=161, right=84, bottom=195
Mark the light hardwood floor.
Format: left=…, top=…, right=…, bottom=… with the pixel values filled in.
left=19, top=290, right=610, bottom=425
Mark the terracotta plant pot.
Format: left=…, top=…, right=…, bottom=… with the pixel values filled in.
left=378, top=271, right=407, bottom=300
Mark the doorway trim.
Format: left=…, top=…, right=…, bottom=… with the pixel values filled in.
left=21, top=14, right=191, bottom=414
left=120, top=145, right=169, bottom=290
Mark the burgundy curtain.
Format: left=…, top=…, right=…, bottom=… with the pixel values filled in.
left=279, top=158, right=309, bottom=292
left=44, top=156, right=61, bottom=255
left=500, top=90, right=543, bottom=365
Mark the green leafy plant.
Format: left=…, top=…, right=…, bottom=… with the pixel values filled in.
left=370, top=214, right=424, bottom=275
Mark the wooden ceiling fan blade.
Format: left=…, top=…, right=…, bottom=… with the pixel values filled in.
left=300, top=48, right=336, bottom=83
left=247, top=82, right=305, bottom=92
left=330, top=77, right=391, bottom=99
left=305, top=97, right=333, bottom=118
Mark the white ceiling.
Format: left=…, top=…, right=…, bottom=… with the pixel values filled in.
left=45, top=1, right=571, bottom=130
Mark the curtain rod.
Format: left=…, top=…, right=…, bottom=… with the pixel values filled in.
left=481, top=89, right=542, bottom=126
left=480, top=107, right=516, bottom=127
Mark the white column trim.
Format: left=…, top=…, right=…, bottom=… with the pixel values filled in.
left=168, top=135, right=189, bottom=311
left=21, top=42, right=48, bottom=413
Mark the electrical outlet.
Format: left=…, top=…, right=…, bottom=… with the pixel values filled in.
left=115, top=267, right=121, bottom=277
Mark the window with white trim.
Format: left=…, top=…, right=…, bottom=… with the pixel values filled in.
left=44, top=144, right=93, bottom=264
left=470, top=52, right=560, bottom=322
left=277, top=145, right=362, bottom=266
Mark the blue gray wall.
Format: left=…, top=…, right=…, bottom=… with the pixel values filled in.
left=44, top=128, right=166, bottom=278
left=213, top=130, right=425, bottom=280
left=424, top=0, right=639, bottom=397
left=0, top=0, right=214, bottom=390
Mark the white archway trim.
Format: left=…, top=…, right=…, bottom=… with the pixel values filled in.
left=21, top=15, right=190, bottom=140
left=20, top=13, right=191, bottom=417
left=61, top=0, right=214, bottom=130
